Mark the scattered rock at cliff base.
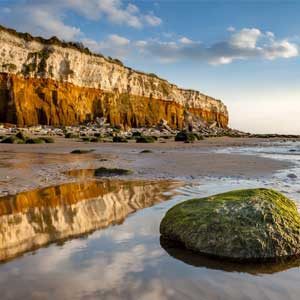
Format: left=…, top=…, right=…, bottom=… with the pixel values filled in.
left=136, top=136, right=156, bottom=143
left=160, top=188, right=300, bottom=261
left=0, top=132, right=54, bottom=144
left=65, top=132, right=79, bottom=139
left=113, top=136, right=128, bottom=143
left=175, top=131, right=204, bottom=143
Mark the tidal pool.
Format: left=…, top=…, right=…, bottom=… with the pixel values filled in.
left=0, top=176, right=300, bottom=300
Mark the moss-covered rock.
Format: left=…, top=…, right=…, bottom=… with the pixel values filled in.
left=15, top=131, right=28, bottom=141
left=25, top=138, right=46, bottom=144
left=140, top=149, right=153, bottom=154
left=175, top=131, right=203, bottom=143
left=94, top=167, right=132, bottom=177
left=39, top=136, right=55, bottom=143
left=71, top=149, right=95, bottom=154
left=136, top=135, right=156, bottom=143
left=160, top=188, right=300, bottom=261
left=65, top=132, right=79, bottom=139
left=1, top=135, right=25, bottom=144
left=113, top=136, right=128, bottom=143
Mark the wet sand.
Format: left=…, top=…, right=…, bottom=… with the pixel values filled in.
left=0, top=137, right=293, bottom=196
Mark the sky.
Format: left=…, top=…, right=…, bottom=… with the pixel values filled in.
left=0, top=0, right=300, bottom=133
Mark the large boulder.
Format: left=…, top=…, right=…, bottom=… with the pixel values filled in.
left=160, top=188, right=300, bottom=261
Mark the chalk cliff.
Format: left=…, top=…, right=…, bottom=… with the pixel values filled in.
left=0, top=25, right=228, bottom=128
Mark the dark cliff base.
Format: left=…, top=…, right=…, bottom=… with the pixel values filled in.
left=0, top=73, right=228, bottom=129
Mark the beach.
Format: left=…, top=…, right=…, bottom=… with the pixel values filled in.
left=0, top=137, right=294, bottom=196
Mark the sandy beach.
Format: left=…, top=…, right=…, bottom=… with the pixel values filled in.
left=0, top=137, right=294, bottom=196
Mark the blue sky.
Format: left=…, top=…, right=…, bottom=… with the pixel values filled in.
left=1, top=0, right=300, bottom=133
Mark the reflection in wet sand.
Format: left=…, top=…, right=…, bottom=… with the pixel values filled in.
left=0, top=179, right=179, bottom=262
left=0, top=151, right=110, bottom=196
left=160, top=238, right=300, bottom=275
left=65, top=168, right=96, bottom=178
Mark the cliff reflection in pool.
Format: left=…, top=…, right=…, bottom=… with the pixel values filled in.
left=1, top=179, right=300, bottom=300
left=0, top=179, right=178, bottom=262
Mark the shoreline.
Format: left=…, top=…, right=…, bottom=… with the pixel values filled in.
left=0, top=137, right=294, bottom=196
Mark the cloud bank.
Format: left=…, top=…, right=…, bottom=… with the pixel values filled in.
left=0, top=1, right=298, bottom=65
left=133, top=28, right=299, bottom=65
left=0, top=0, right=162, bottom=40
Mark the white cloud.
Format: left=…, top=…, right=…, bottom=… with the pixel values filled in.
left=230, top=28, right=261, bottom=49
left=29, top=7, right=82, bottom=40
left=227, top=26, right=236, bottom=32
left=263, top=39, right=298, bottom=59
left=179, top=37, right=194, bottom=44
left=108, top=34, right=130, bottom=46
left=134, top=28, right=299, bottom=65
left=0, top=0, right=162, bottom=40
left=80, top=28, right=298, bottom=65
left=83, top=34, right=131, bottom=58
left=144, top=14, right=162, bottom=26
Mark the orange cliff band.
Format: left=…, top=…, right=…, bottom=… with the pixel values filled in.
left=0, top=73, right=228, bottom=128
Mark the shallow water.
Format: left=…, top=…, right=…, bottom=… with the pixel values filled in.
left=1, top=143, right=300, bottom=299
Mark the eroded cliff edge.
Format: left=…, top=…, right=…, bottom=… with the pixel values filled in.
left=0, top=25, right=228, bottom=128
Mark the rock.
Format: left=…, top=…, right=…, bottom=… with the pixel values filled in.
left=65, top=132, right=79, bottom=139
left=70, top=149, right=95, bottom=154
left=287, top=173, right=297, bottom=179
left=25, top=138, right=46, bottom=144
left=209, top=121, right=217, bottom=129
left=160, top=188, right=300, bottom=261
left=113, top=136, right=128, bottom=143
left=136, top=136, right=156, bottom=143
left=15, top=131, right=28, bottom=140
left=157, top=119, right=174, bottom=133
left=140, top=149, right=153, bottom=154
left=175, top=131, right=203, bottom=143
left=39, top=137, right=55, bottom=143
left=1, top=135, right=25, bottom=144
left=94, top=167, right=132, bottom=177
left=95, top=117, right=107, bottom=127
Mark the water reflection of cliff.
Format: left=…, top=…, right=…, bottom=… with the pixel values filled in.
left=0, top=179, right=177, bottom=262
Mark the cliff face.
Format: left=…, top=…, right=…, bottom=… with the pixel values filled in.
left=0, top=26, right=229, bottom=128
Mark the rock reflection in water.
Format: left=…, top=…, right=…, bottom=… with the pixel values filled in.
left=0, top=179, right=178, bottom=262
left=160, top=237, right=300, bottom=275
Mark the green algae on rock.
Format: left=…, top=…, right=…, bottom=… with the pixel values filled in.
left=175, top=131, right=203, bottom=143
left=160, top=188, right=300, bottom=261
left=136, top=136, right=156, bottom=143
left=95, top=167, right=132, bottom=177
